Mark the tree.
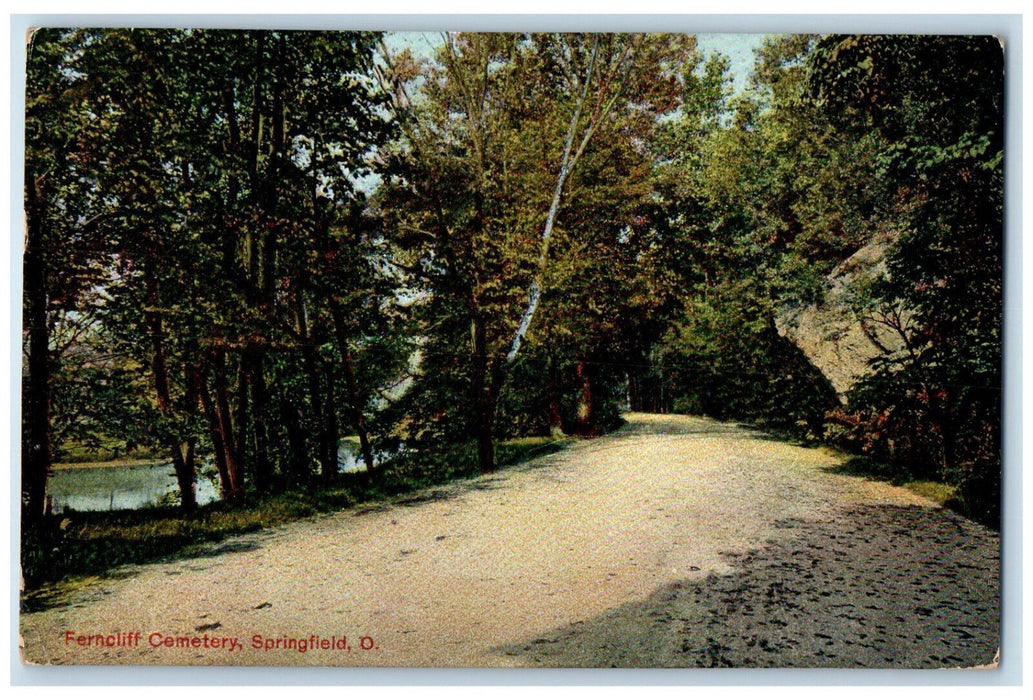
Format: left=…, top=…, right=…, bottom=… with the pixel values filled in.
left=808, top=35, right=1004, bottom=523
left=25, top=28, right=396, bottom=511
left=24, top=29, right=117, bottom=521
left=640, top=35, right=887, bottom=437
left=379, top=32, right=693, bottom=471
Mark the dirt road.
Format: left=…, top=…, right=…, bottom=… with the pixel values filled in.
left=19, top=413, right=999, bottom=668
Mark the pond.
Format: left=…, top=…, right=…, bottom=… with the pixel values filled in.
left=47, top=461, right=221, bottom=513
left=47, top=445, right=372, bottom=513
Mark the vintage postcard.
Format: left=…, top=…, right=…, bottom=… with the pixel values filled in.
left=18, top=24, right=1004, bottom=670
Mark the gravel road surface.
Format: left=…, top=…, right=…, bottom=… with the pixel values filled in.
left=20, top=413, right=999, bottom=668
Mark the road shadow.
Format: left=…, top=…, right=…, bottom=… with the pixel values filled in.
left=494, top=503, right=1000, bottom=668
left=823, top=454, right=919, bottom=484
left=185, top=540, right=262, bottom=558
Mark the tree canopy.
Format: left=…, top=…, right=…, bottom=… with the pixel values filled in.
left=23, top=30, right=1004, bottom=534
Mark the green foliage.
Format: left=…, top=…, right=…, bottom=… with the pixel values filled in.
left=808, top=35, right=1003, bottom=526
left=701, top=36, right=886, bottom=306
left=23, top=30, right=1004, bottom=588
left=377, top=33, right=698, bottom=460
left=374, top=435, right=567, bottom=495
left=496, top=351, right=627, bottom=438
left=645, top=34, right=1002, bottom=527
left=639, top=36, right=869, bottom=437
left=660, top=285, right=840, bottom=440
left=25, top=28, right=398, bottom=508
left=47, top=321, right=161, bottom=461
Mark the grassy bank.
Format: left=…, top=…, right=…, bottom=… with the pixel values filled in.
left=22, top=436, right=570, bottom=610
left=825, top=454, right=961, bottom=511
left=51, top=457, right=167, bottom=471
left=731, top=418, right=967, bottom=519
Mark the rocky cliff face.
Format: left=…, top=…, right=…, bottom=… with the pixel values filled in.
left=776, top=232, right=907, bottom=398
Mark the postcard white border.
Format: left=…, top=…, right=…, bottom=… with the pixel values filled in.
left=4, top=8, right=1023, bottom=691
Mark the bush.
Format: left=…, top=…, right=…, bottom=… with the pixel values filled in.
left=831, top=365, right=1001, bottom=529
left=661, top=290, right=841, bottom=441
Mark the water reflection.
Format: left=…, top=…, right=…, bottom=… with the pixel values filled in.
left=47, top=462, right=220, bottom=513
left=47, top=443, right=372, bottom=513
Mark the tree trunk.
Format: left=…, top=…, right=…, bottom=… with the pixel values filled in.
left=297, top=294, right=338, bottom=483
left=248, top=348, right=273, bottom=494
left=212, top=348, right=243, bottom=496
left=471, top=315, right=497, bottom=473
left=575, top=361, right=595, bottom=435
left=22, top=175, right=51, bottom=524
left=199, top=379, right=232, bottom=498
left=199, top=364, right=246, bottom=500
left=243, top=33, right=281, bottom=495
left=505, top=39, right=601, bottom=366
left=627, top=371, right=641, bottom=412
left=173, top=440, right=197, bottom=512
left=261, top=35, right=286, bottom=303
left=144, top=265, right=196, bottom=512
left=933, top=387, right=957, bottom=481
left=234, top=355, right=249, bottom=492
left=342, top=343, right=375, bottom=480
left=546, top=355, right=564, bottom=435
left=281, top=396, right=309, bottom=488
left=321, top=375, right=341, bottom=485
left=475, top=402, right=496, bottom=475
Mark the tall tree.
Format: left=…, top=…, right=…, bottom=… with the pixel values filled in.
left=808, top=35, right=1004, bottom=522
left=380, top=32, right=693, bottom=471
left=25, top=29, right=395, bottom=509
left=24, top=29, right=117, bottom=521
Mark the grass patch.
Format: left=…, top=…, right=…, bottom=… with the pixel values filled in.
left=824, top=454, right=960, bottom=510
left=52, top=457, right=167, bottom=471
left=902, top=480, right=958, bottom=506
left=21, top=434, right=572, bottom=610
left=826, top=454, right=915, bottom=484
